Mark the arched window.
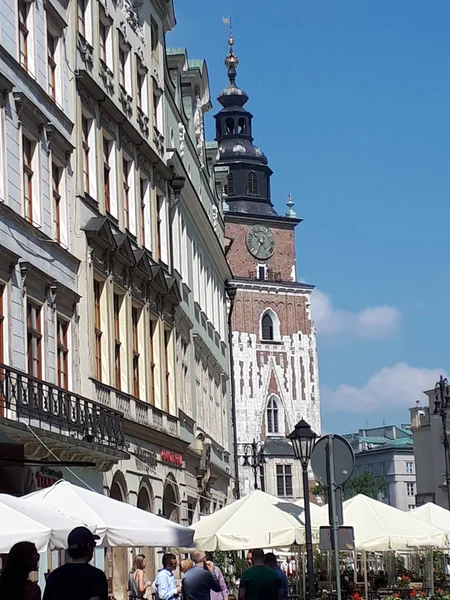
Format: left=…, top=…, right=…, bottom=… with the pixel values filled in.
left=224, top=173, right=234, bottom=195
left=267, top=397, right=279, bottom=434
left=247, top=171, right=259, bottom=196
left=226, top=117, right=235, bottom=135
left=261, top=313, right=274, bottom=341
left=238, top=117, right=247, bottom=135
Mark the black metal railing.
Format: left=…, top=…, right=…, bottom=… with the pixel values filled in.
left=236, top=269, right=283, bottom=283
left=0, top=364, right=125, bottom=450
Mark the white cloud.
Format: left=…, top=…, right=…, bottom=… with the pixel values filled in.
left=311, top=289, right=401, bottom=340
left=323, top=363, right=446, bottom=414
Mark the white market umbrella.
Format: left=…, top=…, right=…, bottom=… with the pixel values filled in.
left=0, top=500, right=51, bottom=553
left=0, top=493, right=88, bottom=549
left=192, top=490, right=305, bottom=550
left=411, top=503, right=450, bottom=543
left=314, top=494, right=447, bottom=551
left=23, top=480, right=194, bottom=548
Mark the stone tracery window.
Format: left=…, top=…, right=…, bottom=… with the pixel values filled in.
left=261, top=312, right=274, bottom=340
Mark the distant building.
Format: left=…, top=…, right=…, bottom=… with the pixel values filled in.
left=343, top=426, right=416, bottom=511
left=410, top=390, right=448, bottom=509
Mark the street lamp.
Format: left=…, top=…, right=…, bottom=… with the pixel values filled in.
left=433, top=375, right=450, bottom=509
left=242, top=440, right=266, bottom=490
left=288, top=419, right=318, bottom=600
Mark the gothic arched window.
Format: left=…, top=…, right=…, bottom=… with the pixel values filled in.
left=224, top=173, right=234, bottom=195
left=226, top=117, right=235, bottom=135
left=267, top=397, right=279, bottom=434
left=247, top=171, right=259, bottom=196
left=261, top=313, right=274, bottom=341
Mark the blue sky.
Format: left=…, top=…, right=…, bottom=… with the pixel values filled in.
left=168, top=1, right=450, bottom=434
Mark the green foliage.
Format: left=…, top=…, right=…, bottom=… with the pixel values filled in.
left=342, top=471, right=387, bottom=500
left=213, top=550, right=248, bottom=590
left=313, top=471, right=387, bottom=502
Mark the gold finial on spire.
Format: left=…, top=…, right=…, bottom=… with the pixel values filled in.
left=223, top=13, right=238, bottom=85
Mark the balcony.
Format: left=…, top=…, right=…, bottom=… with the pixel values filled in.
left=93, top=381, right=179, bottom=439
left=0, top=364, right=126, bottom=452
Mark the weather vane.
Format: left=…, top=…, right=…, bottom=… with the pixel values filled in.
left=222, top=12, right=238, bottom=84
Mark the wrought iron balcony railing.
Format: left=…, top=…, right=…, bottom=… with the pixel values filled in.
left=235, top=269, right=283, bottom=283
left=0, top=364, right=125, bottom=451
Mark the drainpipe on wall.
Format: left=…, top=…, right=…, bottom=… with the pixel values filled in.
left=226, top=281, right=239, bottom=499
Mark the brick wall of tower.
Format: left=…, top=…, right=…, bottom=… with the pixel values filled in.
left=226, top=222, right=296, bottom=280
left=233, top=291, right=312, bottom=336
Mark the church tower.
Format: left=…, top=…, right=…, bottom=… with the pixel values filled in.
left=217, top=35, right=321, bottom=498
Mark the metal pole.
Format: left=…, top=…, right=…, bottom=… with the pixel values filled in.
left=327, top=436, right=342, bottom=600
left=302, top=464, right=315, bottom=600
left=253, top=441, right=259, bottom=490
left=441, top=410, right=450, bottom=510
left=227, top=286, right=240, bottom=499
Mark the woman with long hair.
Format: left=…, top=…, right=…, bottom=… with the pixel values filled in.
left=0, top=541, right=40, bottom=600
left=128, top=554, right=152, bottom=600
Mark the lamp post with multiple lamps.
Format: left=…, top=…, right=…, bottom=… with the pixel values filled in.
left=288, top=419, right=318, bottom=600
left=242, top=440, right=266, bottom=490
left=434, top=375, right=450, bottom=509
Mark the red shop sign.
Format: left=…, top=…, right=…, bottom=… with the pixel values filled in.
left=160, top=450, right=183, bottom=467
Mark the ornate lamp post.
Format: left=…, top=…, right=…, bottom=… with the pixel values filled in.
left=288, top=419, right=318, bottom=600
left=242, top=440, right=266, bottom=490
left=433, top=375, right=450, bottom=509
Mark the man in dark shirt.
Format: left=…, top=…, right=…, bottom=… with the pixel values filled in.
left=239, top=549, right=281, bottom=600
left=43, top=526, right=108, bottom=600
left=182, top=551, right=221, bottom=600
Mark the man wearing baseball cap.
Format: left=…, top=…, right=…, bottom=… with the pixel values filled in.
left=43, top=526, right=108, bottom=600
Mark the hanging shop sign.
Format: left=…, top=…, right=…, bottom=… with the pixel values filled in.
left=135, top=448, right=158, bottom=470
left=160, top=449, right=183, bottom=467
left=35, top=467, right=64, bottom=489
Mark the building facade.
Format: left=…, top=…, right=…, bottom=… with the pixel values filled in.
left=344, top=426, right=417, bottom=511
left=215, top=37, right=321, bottom=499
left=0, top=0, right=234, bottom=595
left=410, top=389, right=449, bottom=509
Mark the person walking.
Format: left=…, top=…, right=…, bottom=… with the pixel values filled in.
left=238, top=549, right=281, bottom=600
left=128, top=554, right=153, bottom=600
left=181, top=551, right=221, bottom=600
left=154, top=553, right=181, bottom=600
left=205, top=552, right=228, bottom=600
left=0, top=541, right=41, bottom=600
left=43, top=526, right=107, bottom=600
left=264, top=553, right=288, bottom=600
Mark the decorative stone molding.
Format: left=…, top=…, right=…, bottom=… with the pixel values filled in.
left=119, top=84, right=133, bottom=117
left=77, top=33, right=94, bottom=70
left=79, top=88, right=96, bottom=112
left=99, top=59, right=114, bottom=95
left=137, top=107, right=149, bottom=137
left=178, top=122, right=185, bottom=157
left=137, top=47, right=146, bottom=70
left=100, top=111, right=116, bottom=136
left=120, top=131, right=133, bottom=154
left=138, top=153, right=151, bottom=173
left=194, top=95, right=207, bottom=166
left=0, top=74, right=13, bottom=108
left=152, top=127, right=164, bottom=155
left=121, top=0, right=145, bottom=45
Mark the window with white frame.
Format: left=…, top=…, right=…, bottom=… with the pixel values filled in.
left=46, top=12, right=63, bottom=107
left=276, top=464, right=293, bottom=497
left=77, top=0, right=92, bottom=43
left=406, top=462, right=414, bottom=474
left=56, top=317, right=69, bottom=389
left=408, top=504, right=416, bottom=511
left=27, top=301, right=42, bottom=378
left=0, top=103, right=6, bottom=203
left=136, top=60, right=148, bottom=113
left=257, top=264, right=267, bottom=281
left=406, top=482, right=415, bottom=497
left=152, top=80, right=162, bottom=131
left=118, top=35, right=131, bottom=93
left=122, top=153, right=136, bottom=235
left=260, top=309, right=280, bottom=342
left=99, top=13, right=112, bottom=70
left=18, top=0, right=36, bottom=75
left=81, top=111, right=96, bottom=200
left=150, top=17, right=159, bottom=61
left=22, top=133, right=41, bottom=226
left=0, top=284, right=6, bottom=376
left=103, top=130, right=117, bottom=218
left=267, top=396, right=279, bottom=434
left=140, top=174, right=150, bottom=249
left=156, top=193, right=168, bottom=264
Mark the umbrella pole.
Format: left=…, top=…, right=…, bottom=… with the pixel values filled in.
left=430, top=550, right=435, bottom=597
left=363, top=551, right=368, bottom=599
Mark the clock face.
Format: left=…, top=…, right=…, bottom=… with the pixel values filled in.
left=246, top=225, right=275, bottom=259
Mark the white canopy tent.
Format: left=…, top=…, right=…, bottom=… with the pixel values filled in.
left=0, top=500, right=52, bottom=553
left=23, top=480, right=195, bottom=549
left=314, top=494, right=447, bottom=550
left=0, top=493, right=85, bottom=550
left=410, top=503, right=450, bottom=543
left=192, top=490, right=306, bottom=550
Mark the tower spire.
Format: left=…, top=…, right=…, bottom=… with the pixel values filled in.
left=224, top=14, right=238, bottom=86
